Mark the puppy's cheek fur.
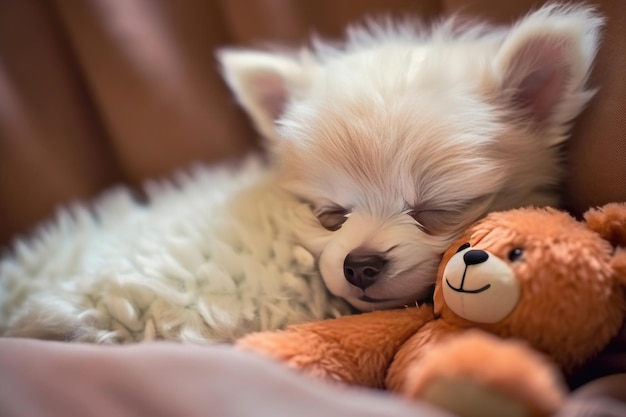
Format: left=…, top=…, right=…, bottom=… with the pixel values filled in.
left=318, top=239, right=354, bottom=299
left=315, top=214, right=382, bottom=300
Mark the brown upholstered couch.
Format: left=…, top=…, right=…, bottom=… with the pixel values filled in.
left=0, top=0, right=624, bottom=246
left=0, top=1, right=625, bottom=415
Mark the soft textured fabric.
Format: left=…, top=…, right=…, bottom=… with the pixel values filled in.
left=2, top=338, right=623, bottom=417
left=0, top=338, right=456, bottom=417
left=0, top=156, right=351, bottom=343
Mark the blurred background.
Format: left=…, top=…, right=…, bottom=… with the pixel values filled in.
left=0, top=0, right=624, bottom=247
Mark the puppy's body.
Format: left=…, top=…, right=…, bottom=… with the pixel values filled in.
left=0, top=160, right=353, bottom=343
left=0, top=4, right=602, bottom=342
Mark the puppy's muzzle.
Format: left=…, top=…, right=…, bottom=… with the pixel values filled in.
left=343, top=252, right=387, bottom=290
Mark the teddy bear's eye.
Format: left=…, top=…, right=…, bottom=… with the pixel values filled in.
left=508, top=248, right=524, bottom=262
left=456, top=242, right=471, bottom=253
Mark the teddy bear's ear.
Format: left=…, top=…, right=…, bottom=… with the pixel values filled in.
left=583, top=203, right=626, bottom=248
left=610, top=248, right=626, bottom=287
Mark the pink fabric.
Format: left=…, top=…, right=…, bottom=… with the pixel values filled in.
left=1, top=338, right=625, bottom=417
left=0, top=338, right=454, bottom=417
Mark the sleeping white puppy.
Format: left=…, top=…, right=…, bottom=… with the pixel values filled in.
left=219, top=3, right=602, bottom=310
left=0, top=4, right=602, bottom=342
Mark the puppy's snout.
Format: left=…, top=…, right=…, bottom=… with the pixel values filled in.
left=463, top=249, right=489, bottom=266
left=343, top=252, right=386, bottom=290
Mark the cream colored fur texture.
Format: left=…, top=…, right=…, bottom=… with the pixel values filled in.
left=0, top=4, right=601, bottom=342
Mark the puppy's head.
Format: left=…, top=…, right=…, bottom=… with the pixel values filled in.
left=218, top=4, right=602, bottom=310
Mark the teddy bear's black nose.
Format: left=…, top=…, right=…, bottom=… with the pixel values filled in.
left=463, top=249, right=489, bottom=266
left=344, top=252, right=387, bottom=290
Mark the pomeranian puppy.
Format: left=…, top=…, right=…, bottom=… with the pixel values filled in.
left=0, top=4, right=602, bottom=342
left=219, top=3, right=602, bottom=310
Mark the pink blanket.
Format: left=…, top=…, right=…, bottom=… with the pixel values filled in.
left=1, top=339, right=625, bottom=417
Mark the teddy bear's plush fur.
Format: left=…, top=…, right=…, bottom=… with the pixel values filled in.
left=237, top=203, right=626, bottom=417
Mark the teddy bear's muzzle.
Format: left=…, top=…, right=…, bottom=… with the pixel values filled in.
left=443, top=245, right=520, bottom=324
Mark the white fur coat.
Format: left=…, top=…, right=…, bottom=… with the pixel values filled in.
left=0, top=156, right=351, bottom=343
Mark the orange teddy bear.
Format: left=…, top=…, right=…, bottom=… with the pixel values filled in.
left=238, top=204, right=626, bottom=417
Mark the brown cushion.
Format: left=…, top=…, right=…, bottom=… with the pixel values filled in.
left=1, top=1, right=624, bottom=243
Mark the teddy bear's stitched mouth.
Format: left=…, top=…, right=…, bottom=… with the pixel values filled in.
left=445, top=278, right=491, bottom=294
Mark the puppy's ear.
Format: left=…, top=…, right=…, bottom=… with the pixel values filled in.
left=217, top=49, right=313, bottom=140
left=494, top=4, right=603, bottom=138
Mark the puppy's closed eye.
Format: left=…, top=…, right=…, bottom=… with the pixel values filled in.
left=408, top=209, right=460, bottom=235
left=409, top=196, right=494, bottom=235
left=316, top=205, right=349, bottom=231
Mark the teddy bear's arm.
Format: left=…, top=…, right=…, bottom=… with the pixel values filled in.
left=391, top=330, right=566, bottom=417
left=237, top=306, right=434, bottom=388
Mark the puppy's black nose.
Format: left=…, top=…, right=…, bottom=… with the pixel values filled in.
left=343, top=252, right=386, bottom=290
left=463, top=249, right=489, bottom=266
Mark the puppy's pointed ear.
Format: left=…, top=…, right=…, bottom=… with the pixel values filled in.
left=217, top=49, right=313, bottom=140
left=494, top=4, right=603, bottom=138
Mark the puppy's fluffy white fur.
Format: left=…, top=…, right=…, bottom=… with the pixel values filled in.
left=220, top=3, right=602, bottom=310
left=0, top=4, right=602, bottom=342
